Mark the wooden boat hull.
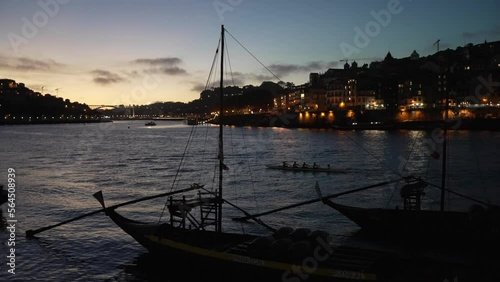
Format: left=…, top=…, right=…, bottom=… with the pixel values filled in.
left=105, top=208, right=484, bottom=281
left=266, top=165, right=347, bottom=173
left=325, top=202, right=500, bottom=248
left=105, top=208, right=378, bottom=281
left=328, top=202, right=467, bottom=232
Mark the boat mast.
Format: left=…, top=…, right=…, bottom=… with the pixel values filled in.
left=217, top=25, right=224, bottom=233
left=440, top=81, right=449, bottom=212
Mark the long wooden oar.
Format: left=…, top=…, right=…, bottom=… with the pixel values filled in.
left=232, top=179, right=401, bottom=222
left=25, top=186, right=200, bottom=237
left=199, top=187, right=276, bottom=233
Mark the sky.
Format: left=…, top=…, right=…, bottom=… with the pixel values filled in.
left=1, top=0, right=499, bottom=105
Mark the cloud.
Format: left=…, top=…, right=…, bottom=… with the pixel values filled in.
left=191, top=83, right=206, bottom=92
left=268, top=61, right=338, bottom=77
left=189, top=61, right=339, bottom=92
left=0, top=56, right=65, bottom=71
left=133, top=57, right=187, bottom=75
left=462, top=32, right=477, bottom=39
left=162, top=66, right=187, bottom=75
left=91, top=69, right=125, bottom=85
left=461, top=25, right=500, bottom=40
left=133, top=58, right=182, bottom=65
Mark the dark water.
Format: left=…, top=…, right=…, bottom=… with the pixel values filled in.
left=0, top=121, right=498, bottom=281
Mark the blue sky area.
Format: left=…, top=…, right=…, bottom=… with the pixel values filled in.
left=1, top=0, right=499, bottom=104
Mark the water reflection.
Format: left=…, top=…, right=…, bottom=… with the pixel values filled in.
left=0, top=123, right=498, bottom=281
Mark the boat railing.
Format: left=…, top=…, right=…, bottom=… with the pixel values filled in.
left=166, top=186, right=219, bottom=230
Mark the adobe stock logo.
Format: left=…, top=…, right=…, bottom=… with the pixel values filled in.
left=213, top=0, right=244, bottom=21
left=340, top=0, right=407, bottom=58
left=7, top=0, right=71, bottom=54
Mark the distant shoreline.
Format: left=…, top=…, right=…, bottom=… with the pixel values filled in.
left=214, top=114, right=500, bottom=131
left=0, top=119, right=111, bottom=125
left=1, top=115, right=499, bottom=131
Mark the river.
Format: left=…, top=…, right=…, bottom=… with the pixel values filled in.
left=0, top=120, right=498, bottom=281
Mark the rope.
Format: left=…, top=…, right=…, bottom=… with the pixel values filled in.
left=386, top=131, right=423, bottom=207
left=241, top=129, right=261, bottom=216
left=204, top=39, right=220, bottom=91
left=225, top=29, right=282, bottom=82
left=339, top=131, right=401, bottom=177
left=157, top=38, right=222, bottom=223
left=474, top=143, right=490, bottom=204
left=446, top=140, right=450, bottom=210
left=425, top=181, right=490, bottom=206
left=224, top=37, right=236, bottom=87
left=158, top=124, right=197, bottom=223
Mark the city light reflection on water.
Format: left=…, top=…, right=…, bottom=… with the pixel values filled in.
left=0, top=121, right=498, bottom=281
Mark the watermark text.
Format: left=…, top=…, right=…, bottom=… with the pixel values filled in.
left=6, top=168, right=17, bottom=275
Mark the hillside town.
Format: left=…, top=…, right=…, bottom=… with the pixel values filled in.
left=277, top=41, right=500, bottom=121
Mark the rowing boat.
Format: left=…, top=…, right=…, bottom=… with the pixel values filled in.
left=266, top=164, right=347, bottom=173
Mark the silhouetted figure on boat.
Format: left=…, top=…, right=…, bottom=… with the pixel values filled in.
left=292, top=162, right=298, bottom=168
left=283, top=161, right=288, bottom=167
left=313, top=162, right=319, bottom=169
left=302, top=162, right=309, bottom=168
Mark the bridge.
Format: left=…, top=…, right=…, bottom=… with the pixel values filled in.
left=88, top=105, right=122, bottom=110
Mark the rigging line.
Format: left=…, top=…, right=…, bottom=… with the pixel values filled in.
left=170, top=124, right=197, bottom=192
left=236, top=130, right=258, bottom=233
left=240, top=129, right=260, bottom=215
left=474, top=147, right=490, bottom=204
left=424, top=180, right=490, bottom=206
left=212, top=54, right=220, bottom=89
left=338, top=130, right=401, bottom=178
left=402, top=131, right=424, bottom=176
left=385, top=131, right=423, bottom=208
left=223, top=125, right=259, bottom=234
left=224, top=29, right=282, bottom=82
left=425, top=144, right=432, bottom=180
left=158, top=124, right=197, bottom=223
left=446, top=140, right=451, bottom=210
left=198, top=122, right=212, bottom=185
left=205, top=39, right=221, bottom=91
left=227, top=126, right=248, bottom=233
left=158, top=36, right=222, bottom=224
left=224, top=36, right=236, bottom=86
left=230, top=126, right=261, bottom=224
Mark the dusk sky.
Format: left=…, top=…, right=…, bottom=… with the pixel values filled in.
left=1, top=0, right=499, bottom=105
